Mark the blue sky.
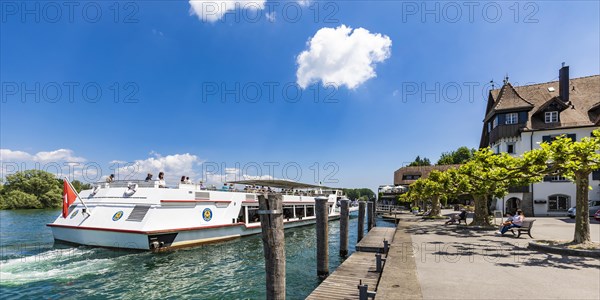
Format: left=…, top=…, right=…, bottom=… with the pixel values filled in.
left=1, top=1, right=599, bottom=190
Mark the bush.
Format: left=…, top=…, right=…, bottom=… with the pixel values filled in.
left=0, top=190, right=43, bottom=209
left=0, top=170, right=63, bottom=209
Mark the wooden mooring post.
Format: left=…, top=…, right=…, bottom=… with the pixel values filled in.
left=339, top=199, right=349, bottom=257
left=367, top=201, right=374, bottom=231
left=258, top=193, right=286, bottom=300
left=358, top=201, right=366, bottom=242
left=315, top=196, right=329, bottom=278
left=370, top=201, right=376, bottom=229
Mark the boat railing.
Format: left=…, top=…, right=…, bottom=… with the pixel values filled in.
left=101, top=180, right=158, bottom=188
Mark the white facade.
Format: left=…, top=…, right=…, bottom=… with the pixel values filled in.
left=492, top=126, right=600, bottom=216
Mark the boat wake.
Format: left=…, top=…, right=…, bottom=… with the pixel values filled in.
left=0, top=248, right=114, bottom=285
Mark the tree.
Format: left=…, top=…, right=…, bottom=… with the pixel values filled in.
left=540, top=129, right=600, bottom=244
left=409, top=156, right=431, bottom=167
left=72, top=180, right=92, bottom=193
left=457, top=148, right=547, bottom=226
left=437, top=146, right=475, bottom=165
left=342, top=188, right=375, bottom=201
left=0, top=170, right=62, bottom=209
left=417, top=170, right=448, bottom=216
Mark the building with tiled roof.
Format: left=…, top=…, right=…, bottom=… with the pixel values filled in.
left=480, top=64, right=600, bottom=216
left=393, top=164, right=461, bottom=187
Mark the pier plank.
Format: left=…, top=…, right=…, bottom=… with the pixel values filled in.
left=306, top=252, right=381, bottom=300
left=355, top=227, right=395, bottom=253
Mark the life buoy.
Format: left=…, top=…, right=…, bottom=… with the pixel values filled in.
left=90, top=185, right=101, bottom=196
left=124, top=183, right=138, bottom=197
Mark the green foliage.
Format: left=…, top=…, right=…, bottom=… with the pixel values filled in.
left=457, top=148, right=548, bottom=225
left=0, top=190, right=43, bottom=209
left=437, top=146, right=476, bottom=165
left=342, top=188, right=375, bottom=200
left=408, top=156, right=431, bottom=166
left=540, top=130, right=600, bottom=179
left=72, top=180, right=92, bottom=193
left=0, top=170, right=62, bottom=209
left=540, top=129, right=600, bottom=244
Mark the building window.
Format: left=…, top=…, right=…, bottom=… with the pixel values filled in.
left=402, top=175, right=421, bottom=180
left=543, top=174, right=570, bottom=182
left=507, top=143, right=515, bottom=154
left=548, top=195, right=570, bottom=211
left=505, top=113, right=518, bottom=124
left=592, top=170, right=600, bottom=181
left=492, top=117, right=498, bottom=128
left=550, top=175, right=568, bottom=182
left=487, top=122, right=491, bottom=133
left=545, top=111, right=558, bottom=123
left=542, top=133, right=576, bottom=143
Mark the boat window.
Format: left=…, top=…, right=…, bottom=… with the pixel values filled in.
left=295, top=206, right=305, bottom=219
left=247, top=207, right=260, bottom=223
left=306, top=205, right=315, bottom=217
left=283, top=206, right=294, bottom=219
left=237, top=207, right=246, bottom=223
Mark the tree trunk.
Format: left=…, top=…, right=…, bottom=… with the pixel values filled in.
left=471, top=194, right=491, bottom=226
left=430, top=195, right=441, bottom=216
left=573, top=173, right=591, bottom=244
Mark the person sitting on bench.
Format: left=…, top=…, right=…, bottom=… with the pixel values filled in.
left=497, top=209, right=524, bottom=235
left=445, top=209, right=467, bottom=225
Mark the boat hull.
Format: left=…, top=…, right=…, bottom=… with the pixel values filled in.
left=50, top=215, right=340, bottom=251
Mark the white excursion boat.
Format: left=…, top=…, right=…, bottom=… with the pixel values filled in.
left=48, top=179, right=351, bottom=251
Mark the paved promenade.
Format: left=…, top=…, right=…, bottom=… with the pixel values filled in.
left=378, top=210, right=600, bottom=299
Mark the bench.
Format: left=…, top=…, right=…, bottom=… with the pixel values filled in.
left=458, top=213, right=468, bottom=225
left=509, top=220, right=535, bottom=238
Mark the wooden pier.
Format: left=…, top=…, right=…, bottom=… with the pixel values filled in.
left=355, top=227, right=395, bottom=253
left=305, top=252, right=381, bottom=300
left=306, top=226, right=396, bottom=299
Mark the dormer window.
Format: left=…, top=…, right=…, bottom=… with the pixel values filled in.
left=545, top=111, right=558, bottom=123
left=505, top=113, right=518, bottom=124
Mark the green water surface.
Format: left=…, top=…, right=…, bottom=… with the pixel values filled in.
left=0, top=209, right=394, bottom=299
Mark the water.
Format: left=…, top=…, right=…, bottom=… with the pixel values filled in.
left=0, top=209, right=395, bottom=299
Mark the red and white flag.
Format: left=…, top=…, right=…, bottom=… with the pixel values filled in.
left=62, top=179, right=78, bottom=218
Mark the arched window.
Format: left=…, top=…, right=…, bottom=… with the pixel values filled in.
left=548, top=194, right=570, bottom=211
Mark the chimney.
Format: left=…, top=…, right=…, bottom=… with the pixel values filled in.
left=559, top=63, right=569, bottom=102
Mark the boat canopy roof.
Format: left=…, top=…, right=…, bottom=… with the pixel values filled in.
left=226, top=179, right=332, bottom=190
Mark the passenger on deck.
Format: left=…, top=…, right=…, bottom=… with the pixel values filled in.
left=158, top=172, right=166, bottom=188
left=181, top=176, right=186, bottom=184
left=185, top=177, right=191, bottom=184
left=222, top=184, right=229, bottom=191
left=106, top=174, right=115, bottom=183
left=145, top=173, right=153, bottom=181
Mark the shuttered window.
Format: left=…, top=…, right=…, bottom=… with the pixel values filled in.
left=545, top=111, right=558, bottom=123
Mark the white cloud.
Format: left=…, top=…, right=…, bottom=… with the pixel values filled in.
left=0, top=149, right=33, bottom=161
left=297, top=0, right=311, bottom=7
left=265, top=11, right=276, bottom=22
left=152, top=29, right=164, bottom=36
left=33, top=149, right=86, bottom=163
left=296, top=25, right=392, bottom=89
left=189, top=0, right=266, bottom=22
left=114, top=153, right=202, bottom=185
left=0, top=148, right=87, bottom=181
left=0, top=148, right=86, bottom=163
